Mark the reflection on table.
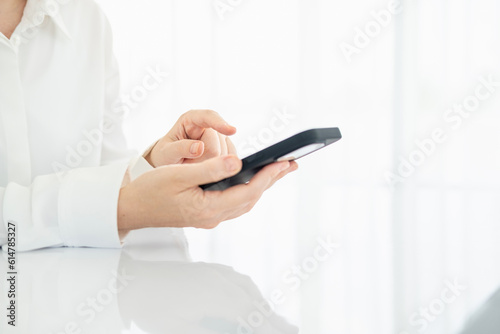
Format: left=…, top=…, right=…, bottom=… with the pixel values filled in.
left=0, top=228, right=298, bottom=334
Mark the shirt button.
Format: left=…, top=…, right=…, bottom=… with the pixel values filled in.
left=9, top=34, right=21, bottom=52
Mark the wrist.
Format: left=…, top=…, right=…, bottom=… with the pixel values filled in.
left=117, top=185, right=140, bottom=233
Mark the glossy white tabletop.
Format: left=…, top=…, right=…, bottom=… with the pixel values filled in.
left=0, top=229, right=298, bottom=334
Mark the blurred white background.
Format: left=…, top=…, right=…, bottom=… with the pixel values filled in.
left=96, top=0, right=500, bottom=333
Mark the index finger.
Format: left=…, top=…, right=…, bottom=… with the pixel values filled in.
left=182, top=109, right=237, bottom=137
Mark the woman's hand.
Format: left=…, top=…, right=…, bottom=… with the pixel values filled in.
left=145, top=109, right=237, bottom=167
left=117, top=155, right=298, bottom=232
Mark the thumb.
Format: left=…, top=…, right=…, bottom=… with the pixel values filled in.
left=158, top=139, right=204, bottom=165
left=174, top=155, right=242, bottom=187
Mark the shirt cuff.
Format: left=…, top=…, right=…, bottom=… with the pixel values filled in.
left=57, top=153, right=154, bottom=248
left=128, top=156, right=154, bottom=181
left=58, top=163, right=130, bottom=248
left=142, top=139, right=159, bottom=162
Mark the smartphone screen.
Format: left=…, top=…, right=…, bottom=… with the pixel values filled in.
left=277, top=143, right=326, bottom=161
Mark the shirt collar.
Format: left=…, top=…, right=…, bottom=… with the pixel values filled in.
left=16, top=0, right=72, bottom=40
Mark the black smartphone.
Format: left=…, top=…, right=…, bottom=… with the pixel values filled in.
left=200, top=127, right=342, bottom=191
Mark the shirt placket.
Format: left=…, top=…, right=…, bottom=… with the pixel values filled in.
left=0, top=34, right=33, bottom=186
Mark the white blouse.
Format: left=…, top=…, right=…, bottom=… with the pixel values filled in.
left=0, top=0, right=152, bottom=251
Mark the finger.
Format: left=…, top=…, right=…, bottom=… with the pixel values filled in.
left=223, top=204, right=258, bottom=222
left=215, top=201, right=253, bottom=223
left=170, top=155, right=242, bottom=186
left=202, top=190, right=252, bottom=222
left=246, top=161, right=291, bottom=192
left=211, top=161, right=291, bottom=210
left=264, top=160, right=298, bottom=190
left=218, top=133, right=228, bottom=156
left=200, top=128, right=222, bottom=159
left=226, top=136, right=237, bottom=156
left=159, top=139, right=204, bottom=164
left=199, top=161, right=295, bottom=223
left=182, top=109, right=237, bottom=137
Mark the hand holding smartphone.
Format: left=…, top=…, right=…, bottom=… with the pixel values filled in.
left=200, top=127, right=342, bottom=191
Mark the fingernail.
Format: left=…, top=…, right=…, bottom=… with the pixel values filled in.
left=278, top=161, right=290, bottom=172
left=225, top=156, right=240, bottom=172
left=190, top=142, right=201, bottom=155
